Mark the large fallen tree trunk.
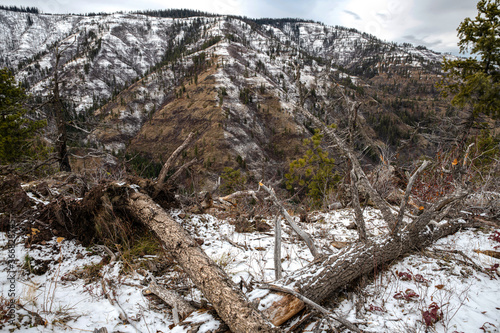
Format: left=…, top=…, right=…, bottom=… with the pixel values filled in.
left=106, top=184, right=276, bottom=333
left=263, top=203, right=471, bottom=326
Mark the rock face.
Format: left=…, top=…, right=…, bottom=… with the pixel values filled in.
left=1, top=9, right=453, bottom=175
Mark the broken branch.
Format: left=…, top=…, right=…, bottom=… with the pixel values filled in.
left=393, top=160, right=430, bottom=234
left=259, top=182, right=320, bottom=259
left=260, top=284, right=363, bottom=333
left=143, top=280, right=196, bottom=318
left=155, top=132, right=195, bottom=195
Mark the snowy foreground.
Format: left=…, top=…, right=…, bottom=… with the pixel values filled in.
left=1, top=207, right=499, bottom=332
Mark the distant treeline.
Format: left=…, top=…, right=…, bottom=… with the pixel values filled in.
left=133, top=9, right=216, bottom=18
left=0, top=5, right=39, bottom=14
left=253, top=17, right=316, bottom=26
left=133, top=9, right=316, bottom=27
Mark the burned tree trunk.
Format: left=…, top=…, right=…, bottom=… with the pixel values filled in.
left=52, top=50, right=71, bottom=172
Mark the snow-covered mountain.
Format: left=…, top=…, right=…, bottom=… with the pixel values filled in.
left=0, top=8, right=452, bottom=175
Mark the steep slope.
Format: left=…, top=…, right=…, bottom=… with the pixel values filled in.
left=0, top=10, right=220, bottom=113
left=1, top=9, right=455, bottom=176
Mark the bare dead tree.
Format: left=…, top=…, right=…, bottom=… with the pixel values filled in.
left=52, top=42, right=75, bottom=172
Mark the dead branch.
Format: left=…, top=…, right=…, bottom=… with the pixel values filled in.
left=101, top=278, right=143, bottom=332
left=219, top=189, right=260, bottom=203
left=286, top=312, right=314, bottom=333
left=259, top=182, right=320, bottom=259
left=155, top=132, right=195, bottom=195
left=20, top=155, right=59, bottom=175
left=462, top=142, right=475, bottom=167
left=431, top=248, right=492, bottom=277
left=274, top=216, right=283, bottom=280
left=143, top=280, right=196, bottom=318
left=94, top=244, right=116, bottom=262
left=350, top=169, right=367, bottom=241
left=260, top=283, right=363, bottom=333
left=222, top=234, right=248, bottom=251
left=164, top=158, right=198, bottom=187
left=393, top=160, right=430, bottom=234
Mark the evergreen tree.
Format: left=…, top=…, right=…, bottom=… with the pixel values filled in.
left=0, top=68, right=45, bottom=164
left=439, top=0, right=500, bottom=119
left=285, top=131, right=340, bottom=206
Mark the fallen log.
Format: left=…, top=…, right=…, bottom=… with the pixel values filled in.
left=109, top=184, right=276, bottom=333
left=259, top=196, right=471, bottom=326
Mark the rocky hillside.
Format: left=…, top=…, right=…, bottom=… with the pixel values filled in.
left=0, top=8, right=454, bottom=178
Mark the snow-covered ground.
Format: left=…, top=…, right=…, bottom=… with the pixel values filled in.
left=1, top=207, right=499, bottom=332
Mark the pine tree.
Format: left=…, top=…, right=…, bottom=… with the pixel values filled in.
left=0, top=68, right=45, bottom=164
left=439, top=0, right=500, bottom=119
left=285, top=131, right=340, bottom=206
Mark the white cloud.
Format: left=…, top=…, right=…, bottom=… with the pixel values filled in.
left=336, top=0, right=420, bottom=41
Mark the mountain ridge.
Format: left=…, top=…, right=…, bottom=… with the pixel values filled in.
left=0, top=8, right=456, bottom=179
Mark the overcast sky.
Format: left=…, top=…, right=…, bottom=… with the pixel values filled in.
left=0, top=0, right=479, bottom=55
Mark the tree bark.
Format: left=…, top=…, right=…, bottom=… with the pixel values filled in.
left=118, top=185, right=276, bottom=333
